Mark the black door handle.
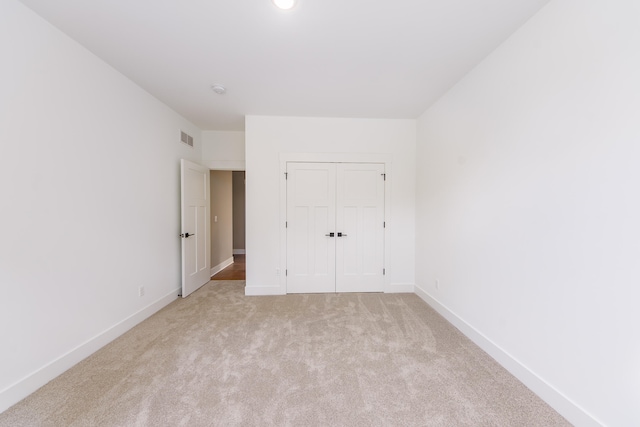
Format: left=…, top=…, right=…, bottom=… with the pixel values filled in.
left=325, top=232, right=335, bottom=237
left=337, top=232, right=347, bottom=237
left=180, top=232, right=195, bottom=238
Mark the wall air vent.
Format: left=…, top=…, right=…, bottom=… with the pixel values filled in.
left=180, top=130, right=194, bottom=147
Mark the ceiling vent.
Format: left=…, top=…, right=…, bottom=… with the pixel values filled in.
left=180, top=130, right=194, bottom=148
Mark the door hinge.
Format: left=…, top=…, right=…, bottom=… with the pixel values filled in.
left=381, top=173, right=386, bottom=181
left=286, top=269, right=288, bottom=276
left=383, top=268, right=386, bottom=275
left=286, top=221, right=288, bottom=228
left=383, top=221, right=386, bottom=228
left=285, top=172, right=288, bottom=179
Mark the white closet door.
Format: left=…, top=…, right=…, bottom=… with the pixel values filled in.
left=286, top=163, right=337, bottom=293
left=335, top=163, right=385, bottom=293
left=286, top=162, right=385, bottom=294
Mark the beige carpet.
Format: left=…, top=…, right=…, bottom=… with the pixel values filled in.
left=0, top=281, right=570, bottom=426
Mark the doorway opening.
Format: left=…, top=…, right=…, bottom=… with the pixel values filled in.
left=210, top=170, right=246, bottom=281
left=211, top=254, right=245, bottom=280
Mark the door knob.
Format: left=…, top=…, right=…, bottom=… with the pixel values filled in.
left=325, top=232, right=335, bottom=237
left=180, top=232, right=195, bottom=238
left=337, top=232, right=347, bottom=237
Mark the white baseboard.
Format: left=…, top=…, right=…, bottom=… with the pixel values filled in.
left=0, top=289, right=180, bottom=414
left=233, top=249, right=246, bottom=255
left=387, top=282, right=415, bottom=293
left=413, top=285, right=603, bottom=427
left=245, top=286, right=283, bottom=296
left=210, top=257, right=234, bottom=276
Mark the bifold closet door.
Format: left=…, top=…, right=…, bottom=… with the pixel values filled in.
left=286, top=162, right=385, bottom=293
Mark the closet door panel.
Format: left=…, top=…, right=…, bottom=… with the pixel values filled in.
left=336, top=164, right=385, bottom=293
left=286, top=163, right=336, bottom=293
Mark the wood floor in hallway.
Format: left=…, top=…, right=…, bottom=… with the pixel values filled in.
left=211, top=254, right=245, bottom=280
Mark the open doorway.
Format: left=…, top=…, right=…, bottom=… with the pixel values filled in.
left=210, top=170, right=245, bottom=280
left=211, top=253, right=245, bottom=280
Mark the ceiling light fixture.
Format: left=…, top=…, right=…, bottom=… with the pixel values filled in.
left=272, top=0, right=297, bottom=10
left=211, top=84, right=227, bottom=95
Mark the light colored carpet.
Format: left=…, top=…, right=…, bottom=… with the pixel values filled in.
left=0, top=281, right=570, bottom=426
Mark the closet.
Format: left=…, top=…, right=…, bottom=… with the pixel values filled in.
left=286, top=162, right=385, bottom=293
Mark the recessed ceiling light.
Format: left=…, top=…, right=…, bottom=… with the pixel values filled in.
left=211, top=84, right=226, bottom=95
left=272, top=0, right=297, bottom=10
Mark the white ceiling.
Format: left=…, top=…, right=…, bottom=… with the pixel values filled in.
left=19, top=0, right=550, bottom=131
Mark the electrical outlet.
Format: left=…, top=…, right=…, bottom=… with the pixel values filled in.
left=139, top=286, right=145, bottom=297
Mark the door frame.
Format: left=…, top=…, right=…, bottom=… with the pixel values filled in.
left=279, top=153, right=392, bottom=294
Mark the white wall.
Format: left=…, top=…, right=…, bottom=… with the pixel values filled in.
left=232, top=171, right=246, bottom=251
left=210, top=171, right=234, bottom=271
left=202, top=130, right=245, bottom=170
left=0, top=0, right=201, bottom=412
left=415, top=0, right=640, bottom=425
left=245, top=116, right=416, bottom=295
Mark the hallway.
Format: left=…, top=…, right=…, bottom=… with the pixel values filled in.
left=211, top=255, right=245, bottom=281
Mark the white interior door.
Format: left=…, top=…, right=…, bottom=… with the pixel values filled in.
left=336, top=163, right=385, bottom=292
left=286, top=162, right=384, bottom=293
left=286, top=163, right=336, bottom=293
left=180, top=159, right=211, bottom=298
